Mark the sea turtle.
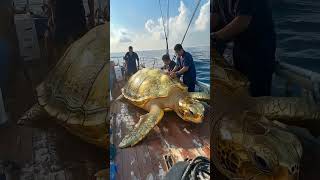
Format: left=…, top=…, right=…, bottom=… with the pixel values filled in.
left=118, top=68, right=210, bottom=148
left=18, top=23, right=109, bottom=149
left=212, top=48, right=320, bottom=179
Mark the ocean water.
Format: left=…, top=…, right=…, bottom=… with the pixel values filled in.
left=111, top=46, right=210, bottom=84
left=272, top=0, right=320, bottom=72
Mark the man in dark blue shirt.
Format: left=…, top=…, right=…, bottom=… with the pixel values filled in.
left=211, top=0, right=276, bottom=97
left=170, top=44, right=197, bottom=92
left=124, top=46, right=140, bottom=76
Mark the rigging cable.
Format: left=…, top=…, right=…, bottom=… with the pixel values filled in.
left=158, top=0, right=169, bottom=54
left=171, top=0, right=202, bottom=62
left=181, top=0, right=202, bottom=45
left=167, top=0, right=169, bottom=52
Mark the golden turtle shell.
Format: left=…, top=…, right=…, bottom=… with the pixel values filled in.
left=36, top=23, right=109, bottom=127
left=122, top=68, right=188, bottom=103
left=212, top=49, right=249, bottom=94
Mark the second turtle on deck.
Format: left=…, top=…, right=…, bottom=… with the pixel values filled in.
left=18, top=23, right=109, bottom=148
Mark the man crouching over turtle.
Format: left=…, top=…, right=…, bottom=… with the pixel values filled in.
left=170, top=44, right=197, bottom=92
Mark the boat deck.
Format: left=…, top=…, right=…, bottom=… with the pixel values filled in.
left=110, top=80, right=211, bottom=180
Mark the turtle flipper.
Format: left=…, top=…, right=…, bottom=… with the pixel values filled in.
left=95, top=168, right=108, bottom=180
left=188, top=92, right=210, bottom=101
left=119, top=104, right=164, bottom=148
left=17, top=103, right=47, bottom=125
left=115, top=94, right=124, bottom=101
left=255, top=97, right=320, bottom=120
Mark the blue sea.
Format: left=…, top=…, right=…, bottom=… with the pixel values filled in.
left=111, top=46, right=211, bottom=85
left=272, top=0, right=320, bottom=72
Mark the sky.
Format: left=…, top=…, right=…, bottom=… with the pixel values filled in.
left=110, top=0, right=210, bottom=53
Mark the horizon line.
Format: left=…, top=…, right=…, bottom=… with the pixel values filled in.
left=110, top=44, right=210, bottom=54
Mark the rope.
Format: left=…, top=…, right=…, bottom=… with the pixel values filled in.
left=181, top=156, right=210, bottom=180
left=171, top=0, right=202, bottom=62
left=181, top=0, right=202, bottom=45
left=167, top=0, right=169, bottom=51
left=158, top=0, right=169, bottom=54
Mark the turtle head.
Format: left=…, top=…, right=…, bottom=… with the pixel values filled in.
left=213, top=113, right=302, bottom=180
left=177, top=97, right=205, bottom=123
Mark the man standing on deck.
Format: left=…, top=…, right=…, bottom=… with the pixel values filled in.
left=124, top=46, right=140, bottom=76
left=211, top=0, right=276, bottom=97
left=170, top=44, right=197, bottom=92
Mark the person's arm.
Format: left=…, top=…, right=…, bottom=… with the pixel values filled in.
left=171, top=64, right=180, bottom=73
left=215, top=16, right=251, bottom=41
left=214, top=0, right=253, bottom=41
left=171, top=54, right=192, bottom=78
left=124, top=53, right=128, bottom=69
left=176, top=66, right=189, bottom=75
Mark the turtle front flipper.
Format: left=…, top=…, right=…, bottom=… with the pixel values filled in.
left=254, top=97, right=320, bottom=120
left=95, top=168, right=108, bottom=180
left=115, top=94, right=124, bottom=101
left=188, top=92, right=210, bottom=101
left=119, top=104, right=164, bottom=148
left=17, top=103, right=47, bottom=125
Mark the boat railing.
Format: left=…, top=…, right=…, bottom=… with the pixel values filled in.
left=196, top=81, right=210, bottom=94
left=111, top=56, right=162, bottom=68
left=275, top=61, right=320, bottom=103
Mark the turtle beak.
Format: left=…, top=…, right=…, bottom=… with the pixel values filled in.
left=178, top=98, right=204, bottom=123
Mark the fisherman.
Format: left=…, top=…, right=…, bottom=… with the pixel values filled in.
left=211, top=0, right=276, bottom=96
left=0, top=0, right=14, bottom=99
left=0, top=0, right=13, bottom=125
left=161, top=54, right=176, bottom=72
left=124, top=46, right=140, bottom=77
left=53, top=0, right=87, bottom=59
left=170, top=44, right=197, bottom=92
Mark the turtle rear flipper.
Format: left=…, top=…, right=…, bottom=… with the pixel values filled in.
left=18, top=103, right=47, bottom=125
left=119, top=104, right=164, bottom=148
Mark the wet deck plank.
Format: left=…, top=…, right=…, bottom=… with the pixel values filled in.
left=110, top=79, right=210, bottom=180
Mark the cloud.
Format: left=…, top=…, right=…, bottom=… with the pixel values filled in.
left=195, top=0, right=210, bottom=31
left=111, top=0, right=210, bottom=52
left=119, top=36, right=132, bottom=43
left=111, top=27, right=132, bottom=43
left=145, top=19, right=156, bottom=33
left=143, top=1, right=189, bottom=44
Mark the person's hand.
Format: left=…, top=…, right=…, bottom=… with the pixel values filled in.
left=170, top=72, right=177, bottom=78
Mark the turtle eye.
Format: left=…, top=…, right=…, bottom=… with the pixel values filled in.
left=254, top=154, right=272, bottom=173
left=189, top=110, right=194, bottom=115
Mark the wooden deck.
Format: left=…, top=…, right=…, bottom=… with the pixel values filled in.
left=110, top=80, right=211, bottom=180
